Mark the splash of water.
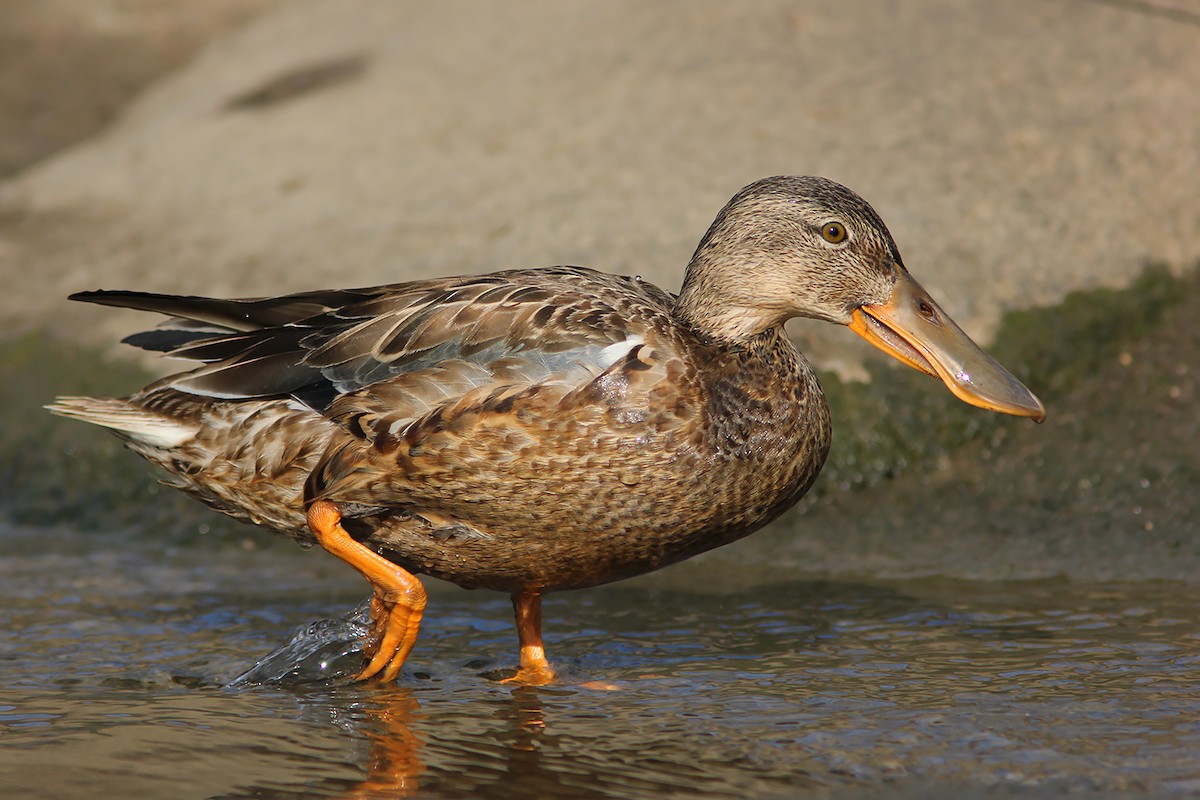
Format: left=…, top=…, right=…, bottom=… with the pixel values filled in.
left=228, top=601, right=371, bottom=686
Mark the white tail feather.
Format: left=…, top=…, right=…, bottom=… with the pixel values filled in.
left=46, top=397, right=197, bottom=449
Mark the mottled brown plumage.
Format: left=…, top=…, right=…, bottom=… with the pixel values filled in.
left=49, top=176, right=1044, bottom=683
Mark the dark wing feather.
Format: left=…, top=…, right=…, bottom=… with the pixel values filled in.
left=121, top=328, right=226, bottom=353
left=70, top=286, right=389, bottom=332
left=75, top=268, right=678, bottom=413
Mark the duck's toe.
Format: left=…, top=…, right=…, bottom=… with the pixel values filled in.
left=357, top=590, right=426, bottom=683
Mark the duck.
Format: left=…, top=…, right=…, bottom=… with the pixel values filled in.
left=48, top=176, right=1044, bottom=685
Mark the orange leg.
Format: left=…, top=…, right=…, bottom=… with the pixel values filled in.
left=503, top=591, right=556, bottom=685
left=307, top=500, right=427, bottom=682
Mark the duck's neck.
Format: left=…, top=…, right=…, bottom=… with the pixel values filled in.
left=673, top=299, right=783, bottom=342
left=673, top=259, right=790, bottom=343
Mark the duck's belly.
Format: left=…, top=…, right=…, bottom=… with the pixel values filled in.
left=359, top=431, right=826, bottom=593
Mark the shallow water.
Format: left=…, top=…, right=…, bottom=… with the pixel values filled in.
left=2, top=526, right=1198, bottom=799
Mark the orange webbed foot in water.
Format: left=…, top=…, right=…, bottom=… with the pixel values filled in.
left=307, top=500, right=428, bottom=682
left=501, top=591, right=557, bottom=686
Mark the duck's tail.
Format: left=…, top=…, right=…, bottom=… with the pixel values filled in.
left=46, top=397, right=198, bottom=449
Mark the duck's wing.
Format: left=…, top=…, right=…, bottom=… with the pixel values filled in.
left=295, top=268, right=699, bottom=524
left=73, top=268, right=680, bottom=413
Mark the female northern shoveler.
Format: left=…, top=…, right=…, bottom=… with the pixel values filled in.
left=49, top=176, right=1044, bottom=684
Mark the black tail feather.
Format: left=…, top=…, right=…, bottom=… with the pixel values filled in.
left=70, top=286, right=384, bottom=332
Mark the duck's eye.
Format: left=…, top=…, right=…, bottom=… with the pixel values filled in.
left=821, top=222, right=847, bottom=244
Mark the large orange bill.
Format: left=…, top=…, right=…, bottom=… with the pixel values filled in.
left=848, top=271, right=1046, bottom=421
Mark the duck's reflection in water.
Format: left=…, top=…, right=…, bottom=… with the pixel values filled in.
left=340, top=687, right=426, bottom=799
left=492, top=685, right=549, bottom=755
left=339, top=685, right=570, bottom=800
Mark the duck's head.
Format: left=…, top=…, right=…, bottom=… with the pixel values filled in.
left=675, top=176, right=1044, bottom=421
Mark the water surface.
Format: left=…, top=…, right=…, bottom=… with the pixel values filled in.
left=1, top=525, right=1198, bottom=798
